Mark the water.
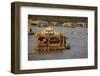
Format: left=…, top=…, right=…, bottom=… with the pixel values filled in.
left=28, top=26, right=88, bottom=61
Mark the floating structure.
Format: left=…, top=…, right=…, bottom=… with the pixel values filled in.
left=34, top=27, right=70, bottom=53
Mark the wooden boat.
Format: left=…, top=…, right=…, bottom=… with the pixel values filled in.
left=34, top=27, right=70, bottom=53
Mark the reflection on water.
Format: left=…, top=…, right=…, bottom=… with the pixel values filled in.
left=28, top=26, right=88, bottom=61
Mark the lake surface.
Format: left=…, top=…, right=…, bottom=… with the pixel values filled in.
left=28, top=26, right=88, bottom=60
